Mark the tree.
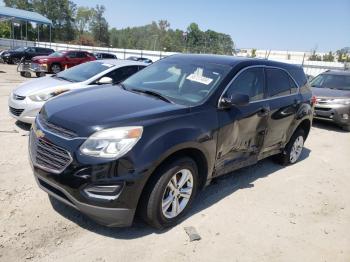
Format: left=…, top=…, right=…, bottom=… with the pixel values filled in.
left=309, top=50, right=322, bottom=61
left=322, top=51, right=334, bottom=62
left=251, top=48, right=257, bottom=57
left=76, top=6, right=94, bottom=35
left=90, top=5, right=109, bottom=46
left=336, top=47, right=350, bottom=62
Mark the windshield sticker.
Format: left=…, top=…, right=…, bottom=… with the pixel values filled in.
left=168, top=66, right=181, bottom=76
left=186, top=68, right=213, bottom=85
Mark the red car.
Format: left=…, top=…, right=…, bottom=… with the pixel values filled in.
left=31, top=50, right=96, bottom=74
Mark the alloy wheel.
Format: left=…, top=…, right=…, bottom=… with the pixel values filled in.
left=290, top=135, right=304, bottom=163
left=161, top=169, right=193, bottom=219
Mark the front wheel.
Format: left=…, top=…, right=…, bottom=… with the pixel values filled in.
left=140, top=157, right=199, bottom=229
left=50, top=63, right=61, bottom=74
left=274, top=129, right=305, bottom=165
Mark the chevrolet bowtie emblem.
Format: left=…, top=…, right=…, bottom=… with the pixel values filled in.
left=33, top=123, right=45, bottom=138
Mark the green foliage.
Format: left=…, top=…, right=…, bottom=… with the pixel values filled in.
left=336, top=47, right=350, bottom=62
left=109, top=20, right=234, bottom=55
left=322, top=51, right=334, bottom=62
left=3, top=1, right=234, bottom=53
left=308, top=50, right=322, bottom=61
left=89, top=5, right=109, bottom=46
left=0, top=22, right=11, bottom=38
left=251, top=48, right=257, bottom=57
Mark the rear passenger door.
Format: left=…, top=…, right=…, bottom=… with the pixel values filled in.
left=262, top=67, right=300, bottom=153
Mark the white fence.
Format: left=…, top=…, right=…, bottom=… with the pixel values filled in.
left=1, top=37, right=348, bottom=77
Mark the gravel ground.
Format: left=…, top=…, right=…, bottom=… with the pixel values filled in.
left=0, top=64, right=349, bottom=262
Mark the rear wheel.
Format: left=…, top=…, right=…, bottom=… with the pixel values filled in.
left=50, top=63, right=61, bottom=74
left=36, top=72, right=45, bottom=77
left=11, top=57, right=20, bottom=64
left=140, top=157, right=199, bottom=229
left=274, top=129, right=305, bottom=165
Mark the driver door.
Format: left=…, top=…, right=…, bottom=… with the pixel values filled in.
left=215, top=66, right=269, bottom=176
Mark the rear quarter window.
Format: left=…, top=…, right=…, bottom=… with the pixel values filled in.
left=266, top=68, right=298, bottom=97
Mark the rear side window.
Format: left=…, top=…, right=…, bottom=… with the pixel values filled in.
left=105, top=66, right=139, bottom=83
left=266, top=68, right=297, bottom=97
left=226, top=67, right=265, bottom=101
left=76, top=52, right=87, bottom=58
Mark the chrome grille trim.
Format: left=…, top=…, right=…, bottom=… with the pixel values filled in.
left=38, top=114, right=78, bottom=139
left=29, top=130, right=72, bottom=174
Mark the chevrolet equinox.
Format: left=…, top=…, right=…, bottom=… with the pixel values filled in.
left=29, top=54, right=313, bottom=229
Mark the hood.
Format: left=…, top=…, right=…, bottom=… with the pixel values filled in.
left=43, top=85, right=187, bottom=136
left=312, top=87, right=350, bottom=98
left=13, top=75, right=73, bottom=96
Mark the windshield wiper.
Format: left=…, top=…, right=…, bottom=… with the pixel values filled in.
left=131, top=88, right=173, bottom=103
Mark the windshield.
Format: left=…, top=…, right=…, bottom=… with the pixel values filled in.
left=56, top=61, right=115, bottom=82
left=49, top=51, right=65, bottom=57
left=310, top=74, right=350, bottom=90
left=122, top=58, right=232, bottom=106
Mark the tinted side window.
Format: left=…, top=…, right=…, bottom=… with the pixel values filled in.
left=67, top=52, right=77, bottom=58
left=76, top=52, right=87, bottom=58
left=266, top=68, right=297, bottom=97
left=226, top=67, right=265, bottom=101
left=105, top=66, right=139, bottom=83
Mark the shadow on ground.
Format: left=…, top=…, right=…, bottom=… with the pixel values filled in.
left=312, top=119, right=349, bottom=133
left=50, top=147, right=311, bottom=239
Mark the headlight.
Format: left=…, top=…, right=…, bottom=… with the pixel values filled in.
left=332, top=99, right=350, bottom=105
left=29, top=89, right=69, bottom=102
left=80, top=126, right=143, bottom=159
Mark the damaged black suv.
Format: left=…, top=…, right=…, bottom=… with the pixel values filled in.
left=29, top=54, right=313, bottom=229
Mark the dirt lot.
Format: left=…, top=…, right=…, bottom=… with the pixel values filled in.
left=0, top=63, right=349, bottom=262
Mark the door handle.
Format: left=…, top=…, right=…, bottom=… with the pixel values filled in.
left=257, top=107, right=270, bottom=117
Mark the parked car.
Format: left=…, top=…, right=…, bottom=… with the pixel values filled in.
left=94, top=52, right=117, bottom=60
left=1, top=46, right=54, bottom=64
left=29, top=54, right=313, bottom=229
left=311, top=70, right=350, bottom=131
left=30, top=50, right=96, bottom=74
left=9, top=60, right=146, bottom=123
left=127, top=56, right=153, bottom=64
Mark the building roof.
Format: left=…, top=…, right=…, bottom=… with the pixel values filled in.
left=0, top=6, right=52, bottom=25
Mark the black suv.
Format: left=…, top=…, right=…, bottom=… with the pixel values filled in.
left=29, top=54, right=313, bottom=228
left=1, top=46, right=54, bottom=64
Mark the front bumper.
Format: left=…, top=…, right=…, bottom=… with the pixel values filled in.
left=30, top=63, right=48, bottom=73
left=34, top=173, right=135, bottom=227
left=28, top=119, right=149, bottom=227
left=8, top=93, right=43, bottom=124
left=314, top=103, right=350, bottom=127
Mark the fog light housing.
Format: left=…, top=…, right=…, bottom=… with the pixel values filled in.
left=341, top=114, right=349, bottom=120
left=83, top=184, right=123, bottom=200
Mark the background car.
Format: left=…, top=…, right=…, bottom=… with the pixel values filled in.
left=311, top=70, right=350, bottom=131
left=94, top=52, right=117, bottom=60
left=30, top=50, right=96, bottom=74
left=1, top=46, right=54, bottom=64
left=8, top=59, right=147, bottom=124
left=127, top=56, right=153, bottom=64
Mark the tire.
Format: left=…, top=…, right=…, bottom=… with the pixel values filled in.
left=50, top=63, right=61, bottom=74
left=11, top=57, right=20, bottom=64
left=140, top=157, right=199, bottom=229
left=36, top=72, right=45, bottom=77
left=20, top=72, right=26, bottom=77
left=342, top=125, right=350, bottom=132
left=274, top=129, right=305, bottom=166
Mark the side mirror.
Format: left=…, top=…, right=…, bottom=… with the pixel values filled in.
left=219, top=93, right=250, bottom=109
left=97, top=77, right=113, bottom=85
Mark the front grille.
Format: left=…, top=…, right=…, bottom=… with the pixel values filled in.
left=315, top=107, right=332, bottom=111
left=38, top=114, right=77, bottom=139
left=13, top=93, right=26, bottom=100
left=9, top=106, right=24, bottom=116
left=29, top=130, right=72, bottom=174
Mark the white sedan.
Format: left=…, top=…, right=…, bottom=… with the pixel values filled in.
left=8, top=59, right=146, bottom=124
